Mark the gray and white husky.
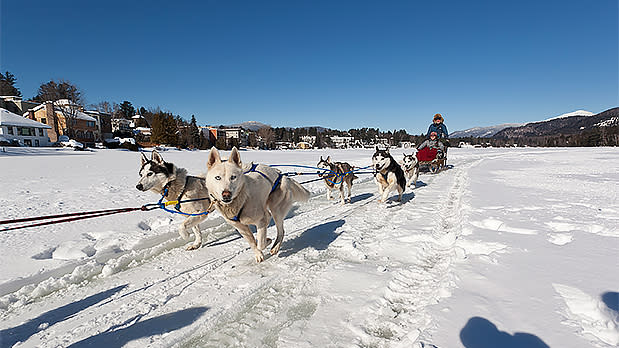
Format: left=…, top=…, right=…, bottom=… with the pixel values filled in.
left=206, top=147, right=310, bottom=262
left=372, top=146, right=406, bottom=203
left=317, top=156, right=357, bottom=204
left=136, top=150, right=213, bottom=250
left=401, top=153, right=419, bottom=189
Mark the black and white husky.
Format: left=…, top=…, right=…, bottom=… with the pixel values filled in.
left=317, top=156, right=357, bottom=204
left=206, top=147, right=310, bottom=262
left=401, top=153, right=419, bottom=189
left=136, top=150, right=214, bottom=250
left=372, top=147, right=406, bottom=203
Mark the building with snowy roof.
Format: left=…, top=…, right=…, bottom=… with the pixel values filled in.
left=0, top=108, right=51, bottom=146
left=25, top=100, right=98, bottom=145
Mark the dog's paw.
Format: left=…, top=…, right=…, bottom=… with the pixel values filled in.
left=186, top=243, right=200, bottom=251
left=270, top=243, right=281, bottom=255
left=254, top=250, right=265, bottom=262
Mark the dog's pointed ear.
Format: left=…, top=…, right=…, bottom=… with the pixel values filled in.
left=375, top=146, right=379, bottom=151
left=140, top=152, right=148, bottom=166
left=326, top=156, right=331, bottom=163
left=229, top=147, right=242, bottom=166
left=152, top=150, right=165, bottom=164
left=319, top=155, right=323, bottom=161
left=207, top=147, right=221, bottom=170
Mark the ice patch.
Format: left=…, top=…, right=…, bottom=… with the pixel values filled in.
left=547, top=233, right=573, bottom=246
left=553, top=283, right=619, bottom=345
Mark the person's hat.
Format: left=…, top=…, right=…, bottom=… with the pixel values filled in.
left=433, top=113, right=443, bottom=121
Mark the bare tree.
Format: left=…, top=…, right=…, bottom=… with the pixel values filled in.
left=90, top=101, right=114, bottom=114
left=258, top=126, right=275, bottom=149
left=33, top=79, right=86, bottom=138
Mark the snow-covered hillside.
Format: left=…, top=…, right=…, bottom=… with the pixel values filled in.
left=450, top=124, right=523, bottom=138
left=0, top=147, right=617, bottom=348
left=541, top=109, right=594, bottom=122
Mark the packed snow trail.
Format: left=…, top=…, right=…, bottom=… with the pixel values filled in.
left=4, top=148, right=615, bottom=348
left=0, top=150, right=481, bottom=348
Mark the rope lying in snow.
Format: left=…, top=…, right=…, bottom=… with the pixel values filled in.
left=0, top=163, right=378, bottom=231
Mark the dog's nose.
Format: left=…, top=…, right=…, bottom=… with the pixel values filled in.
left=136, top=183, right=143, bottom=191
left=222, top=190, right=232, bottom=201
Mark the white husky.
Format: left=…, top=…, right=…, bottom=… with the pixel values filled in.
left=136, top=150, right=213, bottom=250
left=205, top=147, right=310, bottom=262
left=401, top=153, right=420, bottom=189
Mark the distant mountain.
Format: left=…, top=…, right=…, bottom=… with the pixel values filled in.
left=451, top=123, right=524, bottom=138
left=226, top=121, right=270, bottom=131
left=493, top=108, right=618, bottom=138
left=541, top=109, right=594, bottom=122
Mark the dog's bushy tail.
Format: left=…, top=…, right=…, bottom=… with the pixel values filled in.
left=282, top=177, right=310, bottom=203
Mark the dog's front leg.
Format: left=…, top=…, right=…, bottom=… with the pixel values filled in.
left=235, top=224, right=264, bottom=262
left=256, top=214, right=272, bottom=250
left=339, top=185, right=346, bottom=205
left=381, top=182, right=395, bottom=203
left=180, top=216, right=205, bottom=250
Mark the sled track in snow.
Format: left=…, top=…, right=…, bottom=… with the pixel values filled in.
left=178, top=158, right=482, bottom=347
left=1, top=156, right=488, bottom=347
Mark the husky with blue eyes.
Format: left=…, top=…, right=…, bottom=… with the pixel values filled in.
left=205, top=147, right=310, bottom=262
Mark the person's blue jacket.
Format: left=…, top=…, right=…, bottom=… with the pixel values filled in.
left=427, top=123, right=448, bottom=139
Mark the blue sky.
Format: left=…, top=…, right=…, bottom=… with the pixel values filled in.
left=1, top=0, right=617, bottom=134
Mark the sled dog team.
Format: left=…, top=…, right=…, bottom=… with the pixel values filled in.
left=136, top=146, right=420, bottom=262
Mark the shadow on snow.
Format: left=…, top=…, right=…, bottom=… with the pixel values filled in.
left=67, top=306, right=209, bottom=348
left=0, top=285, right=128, bottom=347
left=278, top=219, right=345, bottom=257
left=460, top=316, right=549, bottom=348
left=601, top=291, right=618, bottom=313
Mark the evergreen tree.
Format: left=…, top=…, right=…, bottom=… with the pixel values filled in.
left=189, top=115, right=200, bottom=148
left=0, top=71, right=21, bottom=97
left=118, top=101, right=135, bottom=119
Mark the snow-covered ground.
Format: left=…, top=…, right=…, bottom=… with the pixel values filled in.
left=0, top=146, right=617, bottom=348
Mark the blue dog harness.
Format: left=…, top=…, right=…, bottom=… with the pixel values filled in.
left=228, top=163, right=284, bottom=222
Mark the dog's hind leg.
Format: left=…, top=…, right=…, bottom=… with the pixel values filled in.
left=346, top=179, right=353, bottom=203
left=339, top=184, right=346, bottom=205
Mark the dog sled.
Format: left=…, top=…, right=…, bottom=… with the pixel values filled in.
left=416, top=147, right=446, bottom=173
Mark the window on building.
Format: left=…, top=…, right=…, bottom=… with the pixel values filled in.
left=18, top=127, right=33, bottom=136
left=35, top=139, right=40, bottom=146
left=38, top=129, right=44, bottom=136
left=7, top=127, right=14, bottom=135
left=24, top=139, right=32, bottom=146
left=41, top=118, right=47, bottom=124
left=87, top=121, right=95, bottom=127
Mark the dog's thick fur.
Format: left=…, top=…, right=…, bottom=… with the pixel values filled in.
left=317, top=156, right=357, bottom=204
left=372, top=147, right=406, bottom=203
left=401, top=153, right=420, bottom=188
left=206, top=147, right=310, bottom=262
left=136, top=150, right=213, bottom=250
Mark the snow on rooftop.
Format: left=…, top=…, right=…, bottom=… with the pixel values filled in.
left=0, top=108, right=51, bottom=128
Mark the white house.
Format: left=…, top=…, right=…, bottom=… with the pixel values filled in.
left=330, top=136, right=356, bottom=148
left=0, top=108, right=52, bottom=146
